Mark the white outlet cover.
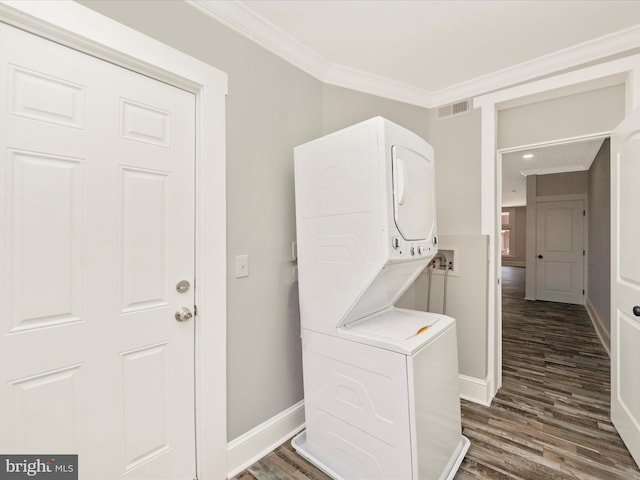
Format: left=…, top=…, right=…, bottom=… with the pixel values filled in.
left=235, top=254, right=249, bottom=278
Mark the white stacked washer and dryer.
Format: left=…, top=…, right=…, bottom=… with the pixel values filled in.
left=292, top=117, right=469, bottom=480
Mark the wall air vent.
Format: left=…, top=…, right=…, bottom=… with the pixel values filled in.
left=436, top=99, right=470, bottom=120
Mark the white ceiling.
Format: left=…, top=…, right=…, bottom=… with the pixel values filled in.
left=501, top=138, right=605, bottom=207
left=233, top=0, right=640, bottom=95
left=192, top=0, right=640, bottom=106
left=191, top=1, right=638, bottom=207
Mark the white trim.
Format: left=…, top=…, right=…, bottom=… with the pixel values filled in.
left=476, top=55, right=640, bottom=408
left=459, top=374, right=492, bottom=407
left=479, top=104, right=499, bottom=396
left=474, top=54, right=640, bottom=108
left=187, top=0, right=328, bottom=83
left=586, top=297, right=611, bottom=357
left=498, top=133, right=611, bottom=155
left=625, top=68, right=640, bottom=114
left=227, top=401, right=306, bottom=479
left=434, top=25, right=640, bottom=107
left=0, top=2, right=229, bottom=479
left=189, top=0, right=640, bottom=108
left=324, top=63, right=431, bottom=107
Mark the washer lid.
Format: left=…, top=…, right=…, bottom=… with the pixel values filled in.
left=392, top=145, right=435, bottom=241
left=338, top=307, right=455, bottom=355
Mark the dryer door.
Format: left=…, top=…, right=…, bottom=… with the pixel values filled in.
left=392, top=145, right=435, bottom=241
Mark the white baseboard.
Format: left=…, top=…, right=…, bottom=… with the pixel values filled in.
left=459, top=374, right=492, bottom=407
left=226, top=400, right=305, bottom=479
left=585, top=297, right=611, bottom=357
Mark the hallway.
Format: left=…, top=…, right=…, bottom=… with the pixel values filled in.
left=232, top=266, right=640, bottom=480
left=456, top=266, right=640, bottom=479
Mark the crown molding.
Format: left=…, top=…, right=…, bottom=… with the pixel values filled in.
left=187, top=0, right=330, bottom=79
left=325, top=64, right=432, bottom=107
left=432, top=24, right=640, bottom=107
left=188, top=0, right=640, bottom=109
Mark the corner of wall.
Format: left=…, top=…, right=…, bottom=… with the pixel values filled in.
left=227, top=401, right=305, bottom=478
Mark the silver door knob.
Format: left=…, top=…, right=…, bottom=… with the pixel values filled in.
left=175, top=306, right=193, bottom=322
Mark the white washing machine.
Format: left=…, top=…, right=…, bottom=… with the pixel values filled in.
left=292, top=117, right=469, bottom=479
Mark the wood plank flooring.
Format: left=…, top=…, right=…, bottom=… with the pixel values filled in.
left=231, top=266, right=640, bottom=479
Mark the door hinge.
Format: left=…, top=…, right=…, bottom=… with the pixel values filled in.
left=194, top=305, right=198, bottom=316
left=583, top=210, right=586, bottom=216
left=583, top=289, right=585, bottom=295
left=583, top=250, right=586, bottom=256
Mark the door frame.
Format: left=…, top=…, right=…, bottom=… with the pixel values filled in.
left=475, top=54, right=640, bottom=402
left=0, top=2, right=228, bottom=479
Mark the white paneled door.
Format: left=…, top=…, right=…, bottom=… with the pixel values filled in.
left=0, top=23, right=197, bottom=479
left=611, top=106, right=640, bottom=468
left=535, top=200, right=585, bottom=304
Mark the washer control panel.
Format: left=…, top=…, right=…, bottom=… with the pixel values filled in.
left=389, top=236, right=436, bottom=261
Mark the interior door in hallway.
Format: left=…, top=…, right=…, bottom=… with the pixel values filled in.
left=0, top=23, right=197, bottom=478
left=535, top=200, right=585, bottom=304
left=611, top=105, right=640, bottom=469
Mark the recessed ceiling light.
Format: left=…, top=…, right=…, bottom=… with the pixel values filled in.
left=522, top=153, right=534, bottom=159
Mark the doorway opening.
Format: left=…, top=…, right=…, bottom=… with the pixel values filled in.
left=497, top=134, right=612, bottom=370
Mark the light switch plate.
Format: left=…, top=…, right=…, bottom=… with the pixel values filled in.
left=235, top=255, right=249, bottom=278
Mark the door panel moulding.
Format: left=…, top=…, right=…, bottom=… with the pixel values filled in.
left=0, top=2, right=228, bottom=478
left=474, top=53, right=640, bottom=403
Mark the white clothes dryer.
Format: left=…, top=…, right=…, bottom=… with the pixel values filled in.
left=292, top=117, right=469, bottom=479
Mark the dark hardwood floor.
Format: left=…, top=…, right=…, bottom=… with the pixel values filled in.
left=231, top=266, right=640, bottom=479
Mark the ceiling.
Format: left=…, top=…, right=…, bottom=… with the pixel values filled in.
left=193, top=0, right=640, bottom=105
left=192, top=1, right=639, bottom=206
left=501, top=138, right=606, bottom=207
left=217, top=1, right=640, bottom=97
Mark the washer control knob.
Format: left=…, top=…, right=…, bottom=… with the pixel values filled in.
left=391, top=237, right=400, bottom=249
left=410, top=246, right=416, bottom=256
left=417, top=245, right=424, bottom=255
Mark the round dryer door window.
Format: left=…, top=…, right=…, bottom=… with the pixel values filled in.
left=391, top=145, right=436, bottom=241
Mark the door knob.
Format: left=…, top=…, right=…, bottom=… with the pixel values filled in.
left=633, top=306, right=640, bottom=317
left=537, top=255, right=543, bottom=259
left=175, top=306, right=193, bottom=322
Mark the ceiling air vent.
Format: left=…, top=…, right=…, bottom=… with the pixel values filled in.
left=437, top=99, right=470, bottom=120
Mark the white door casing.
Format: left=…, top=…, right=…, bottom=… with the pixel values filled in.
left=1, top=22, right=197, bottom=478
left=611, top=106, right=640, bottom=468
left=475, top=56, right=640, bottom=403
left=535, top=200, right=585, bottom=305
left=0, top=1, right=228, bottom=479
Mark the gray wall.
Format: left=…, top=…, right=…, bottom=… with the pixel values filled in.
left=78, top=0, right=324, bottom=441
left=397, top=234, right=489, bottom=380
left=498, top=85, right=625, bottom=150
left=587, top=139, right=611, bottom=344
left=397, top=108, right=488, bottom=381
left=322, top=84, right=429, bottom=138
left=428, top=108, right=482, bottom=235
left=537, top=171, right=588, bottom=196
